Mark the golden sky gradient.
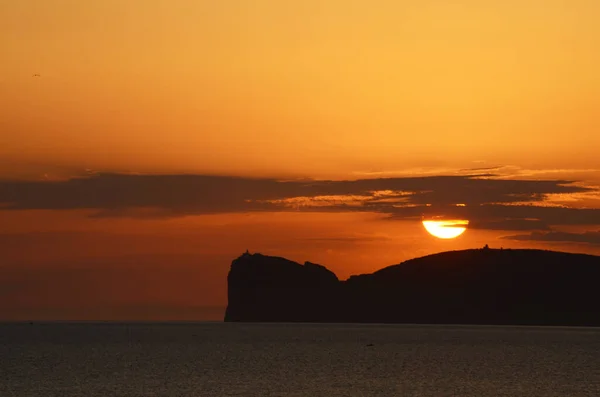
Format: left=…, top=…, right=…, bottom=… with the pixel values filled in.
left=1, top=1, right=600, bottom=320
left=2, top=0, right=600, bottom=177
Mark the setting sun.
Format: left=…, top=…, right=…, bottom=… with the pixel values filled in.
left=2, top=0, right=600, bottom=326
left=422, top=220, right=469, bottom=239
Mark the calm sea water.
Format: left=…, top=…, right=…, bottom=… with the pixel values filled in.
left=1, top=322, right=599, bottom=396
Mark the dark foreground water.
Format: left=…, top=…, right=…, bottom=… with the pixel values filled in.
left=1, top=322, right=600, bottom=396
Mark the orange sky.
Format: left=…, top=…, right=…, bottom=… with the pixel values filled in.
left=1, top=1, right=600, bottom=320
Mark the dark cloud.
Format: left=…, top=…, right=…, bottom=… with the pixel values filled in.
left=503, top=231, right=600, bottom=245
left=0, top=174, right=288, bottom=214
left=0, top=172, right=598, bottom=231
left=382, top=204, right=600, bottom=228
left=467, top=218, right=551, bottom=231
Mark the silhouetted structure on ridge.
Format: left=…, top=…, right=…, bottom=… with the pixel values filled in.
left=225, top=249, right=600, bottom=326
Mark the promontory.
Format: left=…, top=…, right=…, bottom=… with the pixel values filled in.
left=225, top=248, right=600, bottom=326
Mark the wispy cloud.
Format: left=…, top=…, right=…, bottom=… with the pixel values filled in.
left=503, top=231, right=600, bottom=245
left=0, top=172, right=599, bottom=231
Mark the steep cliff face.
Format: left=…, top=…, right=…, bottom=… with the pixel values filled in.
left=225, top=249, right=600, bottom=326
left=224, top=253, right=340, bottom=322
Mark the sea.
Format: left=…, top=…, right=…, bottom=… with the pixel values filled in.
left=1, top=322, right=599, bottom=396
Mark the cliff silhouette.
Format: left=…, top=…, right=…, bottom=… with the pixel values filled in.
left=225, top=248, right=600, bottom=326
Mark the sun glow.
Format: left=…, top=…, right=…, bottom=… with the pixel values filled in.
left=422, top=219, right=469, bottom=239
